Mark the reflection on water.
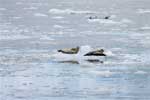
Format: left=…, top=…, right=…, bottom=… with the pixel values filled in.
left=0, top=0, right=150, bottom=100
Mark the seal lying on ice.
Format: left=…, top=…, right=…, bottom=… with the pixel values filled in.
left=88, top=16, right=110, bottom=20
left=84, top=49, right=106, bottom=56
left=57, top=46, right=80, bottom=54
left=56, top=46, right=106, bottom=64
left=104, top=16, right=110, bottom=19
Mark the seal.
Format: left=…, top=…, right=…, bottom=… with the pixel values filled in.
left=104, top=16, right=110, bottom=19
left=58, top=46, right=80, bottom=54
left=84, top=49, right=106, bottom=56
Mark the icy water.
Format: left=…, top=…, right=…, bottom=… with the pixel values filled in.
left=0, top=0, right=150, bottom=100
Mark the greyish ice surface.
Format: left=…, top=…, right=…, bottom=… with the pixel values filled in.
left=0, top=0, right=150, bottom=100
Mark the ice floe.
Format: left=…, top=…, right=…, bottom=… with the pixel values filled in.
left=0, top=35, right=30, bottom=40
left=140, top=26, right=150, bottom=30
left=12, top=17, right=22, bottom=19
left=120, top=18, right=133, bottom=24
left=134, top=71, right=147, bottom=74
left=90, top=70, right=114, bottom=77
left=51, top=16, right=64, bottom=19
left=137, top=9, right=150, bottom=14
left=88, top=19, right=120, bottom=24
left=0, top=8, right=6, bottom=11
left=24, top=7, right=38, bottom=10
left=88, top=18, right=133, bottom=25
left=39, top=35, right=54, bottom=40
left=49, top=9, right=96, bottom=15
left=16, top=2, right=23, bottom=5
left=53, top=25, right=64, bottom=29
left=48, top=31, right=64, bottom=35
left=34, top=13, right=48, bottom=17
left=50, top=45, right=113, bottom=64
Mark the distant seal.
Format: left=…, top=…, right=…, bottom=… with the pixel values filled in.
left=84, top=49, right=106, bottom=56
left=104, top=16, right=110, bottom=19
left=58, top=46, right=80, bottom=54
left=89, top=16, right=110, bottom=20
left=89, top=16, right=98, bottom=19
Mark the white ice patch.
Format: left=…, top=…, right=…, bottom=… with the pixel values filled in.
left=120, top=54, right=142, bottom=64
left=110, top=15, right=117, bottom=19
left=123, top=54, right=140, bottom=60
left=120, top=18, right=133, bottom=24
left=105, top=50, right=115, bottom=56
left=104, top=52, right=143, bottom=65
left=52, top=16, right=64, bottom=19
left=24, top=7, right=38, bottom=10
left=48, top=31, right=64, bottom=35
left=16, top=2, right=23, bottom=5
left=134, top=71, right=147, bottom=74
left=137, top=9, right=150, bottom=14
left=0, top=35, right=30, bottom=40
left=53, top=25, right=64, bottom=29
left=0, top=30, right=10, bottom=33
left=88, top=19, right=120, bottom=25
left=40, top=35, right=54, bottom=40
left=49, top=9, right=96, bottom=14
left=88, top=18, right=133, bottom=25
left=138, top=54, right=150, bottom=64
left=12, top=17, right=22, bottom=19
left=95, top=86, right=113, bottom=94
left=90, top=70, right=114, bottom=77
left=140, top=26, right=150, bottom=30
left=34, top=13, right=48, bottom=17
left=0, top=8, right=6, bottom=11
left=111, top=28, right=121, bottom=31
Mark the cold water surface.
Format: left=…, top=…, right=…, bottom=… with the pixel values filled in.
left=0, top=0, right=150, bottom=100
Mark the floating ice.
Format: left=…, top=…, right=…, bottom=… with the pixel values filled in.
left=134, top=71, right=147, bottom=74
left=53, top=25, right=64, bottom=29
left=90, top=70, right=114, bottom=77
left=34, top=13, right=48, bottom=17
left=0, top=8, right=6, bottom=11
left=105, top=50, right=115, bottom=56
left=88, top=19, right=120, bottom=24
left=52, top=16, right=64, bottom=19
left=16, top=2, right=23, bottom=5
left=0, top=35, right=30, bottom=40
left=50, top=45, right=112, bottom=64
left=48, top=31, right=64, bottom=35
left=137, top=9, right=150, bottom=14
left=12, top=17, right=22, bottom=19
left=39, top=35, right=54, bottom=40
left=88, top=18, right=133, bottom=25
left=141, top=26, right=150, bottom=30
left=24, top=7, right=38, bottom=10
left=49, top=9, right=96, bottom=14
left=120, top=18, right=133, bottom=24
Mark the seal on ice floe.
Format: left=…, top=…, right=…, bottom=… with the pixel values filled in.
left=84, top=49, right=106, bottom=56
left=57, top=46, right=80, bottom=54
left=89, top=16, right=98, bottom=19
left=88, top=16, right=110, bottom=20
left=55, top=46, right=106, bottom=64
left=104, top=16, right=110, bottom=19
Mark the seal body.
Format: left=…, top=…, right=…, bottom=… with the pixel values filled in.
left=58, top=46, right=79, bottom=54
left=84, top=49, right=106, bottom=56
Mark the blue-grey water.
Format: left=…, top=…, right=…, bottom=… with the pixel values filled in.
left=0, top=0, right=150, bottom=100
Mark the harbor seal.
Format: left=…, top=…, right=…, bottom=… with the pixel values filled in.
left=58, top=46, right=80, bottom=54
left=84, top=49, right=106, bottom=56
